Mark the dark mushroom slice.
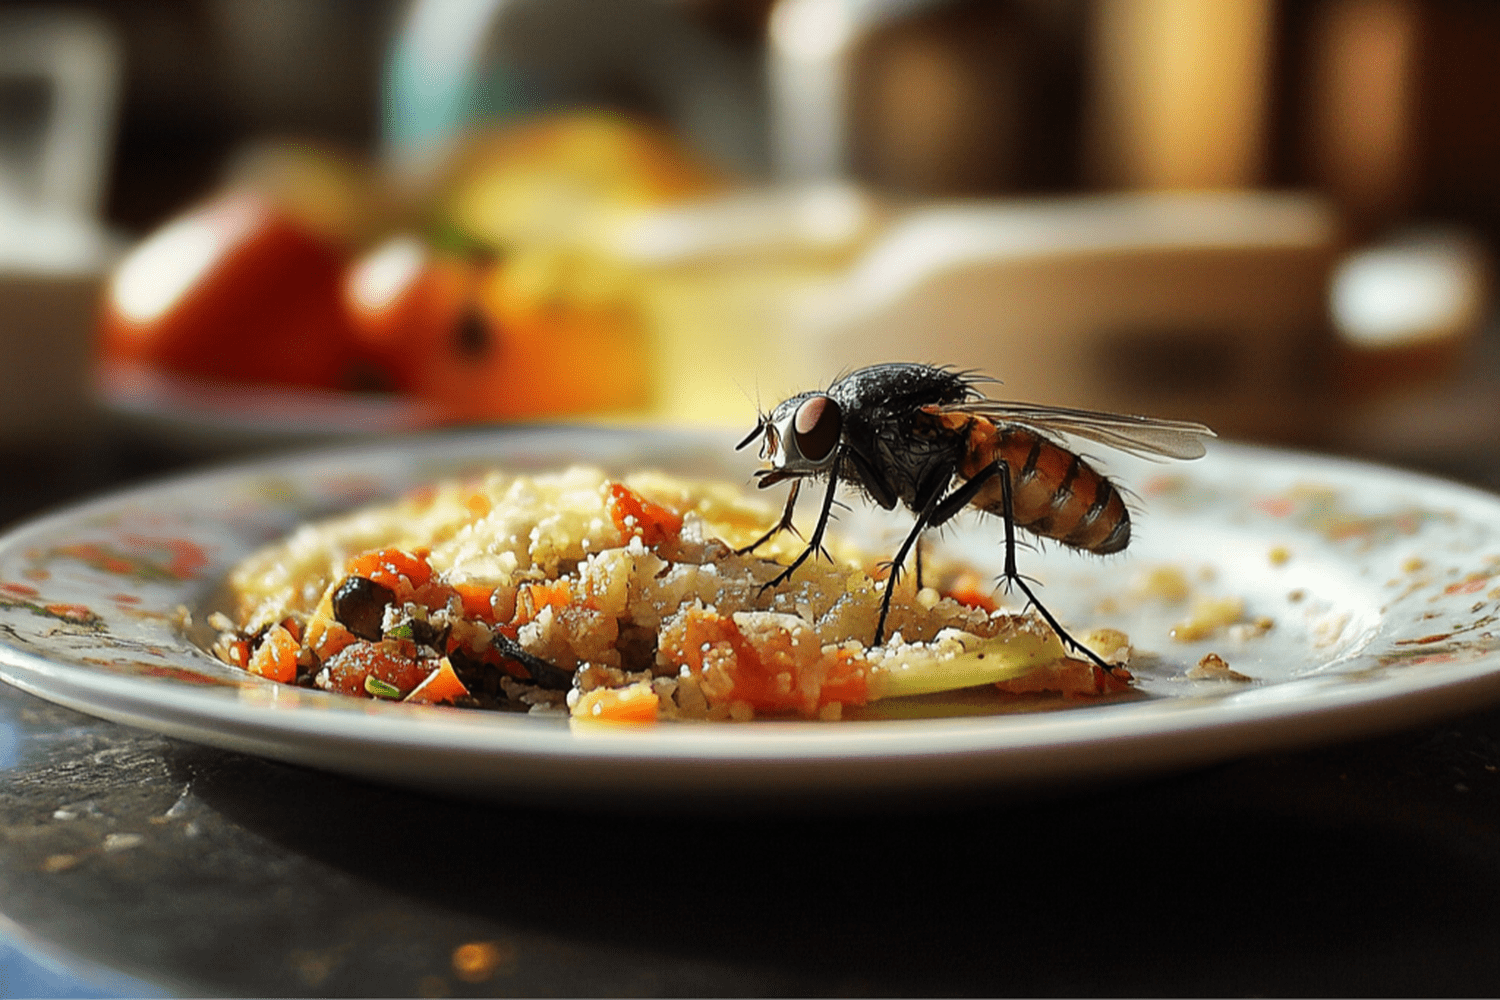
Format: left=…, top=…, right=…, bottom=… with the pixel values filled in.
left=491, top=632, right=575, bottom=691
left=332, top=576, right=396, bottom=641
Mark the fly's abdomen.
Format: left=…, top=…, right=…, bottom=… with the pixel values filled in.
left=963, top=424, right=1130, bottom=554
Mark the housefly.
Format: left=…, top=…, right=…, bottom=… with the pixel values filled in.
left=737, top=362, right=1215, bottom=670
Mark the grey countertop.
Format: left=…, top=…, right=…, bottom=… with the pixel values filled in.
left=1, top=430, right=1499, bottom=997
left=3, top=660, right=1500, bottom=996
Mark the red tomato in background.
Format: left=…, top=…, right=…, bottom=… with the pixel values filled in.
left=98, top=192, right=364, bottom=389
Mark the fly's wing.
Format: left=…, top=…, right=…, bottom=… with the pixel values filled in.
left=955, top=400, right=1216, bottom=460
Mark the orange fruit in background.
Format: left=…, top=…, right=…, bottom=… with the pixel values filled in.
left=343, top=235, right=649, bottom=420
left=98, top=116, right=703, bottom=415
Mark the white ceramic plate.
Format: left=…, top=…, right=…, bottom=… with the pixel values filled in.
left=1, top=427, right=1499, bottom=802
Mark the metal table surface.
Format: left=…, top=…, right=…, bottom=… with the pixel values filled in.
left=1, top=431, right=1499, bottom=997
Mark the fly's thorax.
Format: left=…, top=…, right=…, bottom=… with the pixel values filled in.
left=828, top=364, right=976, bottom=423
left=851, top=406, right=969, bottom=508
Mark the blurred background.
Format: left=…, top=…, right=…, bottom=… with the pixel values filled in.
left=3, top=0, right=1500, bottom=507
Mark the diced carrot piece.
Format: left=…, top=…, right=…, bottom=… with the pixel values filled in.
left=309, top=619, right=356, bottom=661
left=453, top=582, right=498, bottom=622
left=225, top=639, right=250, bottom=669
left=571, top=681, right=660, bottom=724
left=512, top=580, right=572, bottom=626
left=607, top=482, right=683, bottom=548
left=404, top=657, right=471, bottom=704
left=248, top=624, right=299, bottom=683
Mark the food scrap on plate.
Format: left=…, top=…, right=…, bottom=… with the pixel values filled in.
left=213, top=468, right=1132, bottom=723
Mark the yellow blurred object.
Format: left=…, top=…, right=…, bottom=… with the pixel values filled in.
left=607, top=183, right=885, bottom=426
left=225, top=142, right=399, bottom=250
left=439, top=112, right=726, bottom=252
left=1086, top=0, right=1276, bottom=190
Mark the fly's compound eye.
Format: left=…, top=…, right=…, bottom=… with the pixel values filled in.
left=793, top=395, right=841, bottom=462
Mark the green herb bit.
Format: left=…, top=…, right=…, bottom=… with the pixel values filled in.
left=364, top=676, right=401, bottom=699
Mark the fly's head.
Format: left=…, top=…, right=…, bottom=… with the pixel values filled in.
left=736, top=392, right=844, bottom=488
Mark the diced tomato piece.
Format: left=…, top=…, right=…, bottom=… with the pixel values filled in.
left=247, top=623, right=299, bottom=683
left=817, top=648, right=871, bottom=705
left=660, top=606, right=868, bottom=716
left=607, top=483, right=683, bottom=548
left=661, top=605, right=740, bottom=672
left=321, top=638, right=428, bottom=697
left=410, top=580, right=457, bottom=612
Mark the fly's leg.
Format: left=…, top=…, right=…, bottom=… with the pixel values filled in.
left=870, top=460, right=1116, bottom=672
left=984, top=459, right=1113, bottom=673
left=874, top=460, right=983, bottom=644
left=873, top=505, right=937, bottom=646
left=762, top=462, right=840, bottom=591
left=735, top=479, right=802, bottom=555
